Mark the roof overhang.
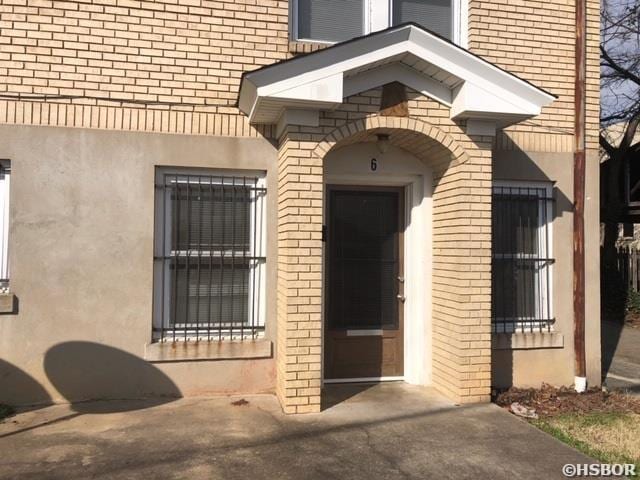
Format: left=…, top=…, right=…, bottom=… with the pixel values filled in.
left=238, top=23, right=556, bottom=129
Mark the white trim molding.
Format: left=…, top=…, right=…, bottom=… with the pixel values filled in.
left=324, top=376, right=404, bottom=384
left=239, top=24, right=555, bottom=128
left=0, top=160, right=10, bottom=291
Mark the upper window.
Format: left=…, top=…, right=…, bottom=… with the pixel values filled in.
left=491, top=182, right=554, bottom=334
left=292, top=0, right=463, bottom=44
left=153, top=169, right=266, bottom=342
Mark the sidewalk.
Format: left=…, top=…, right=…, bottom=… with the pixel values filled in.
left=0, top=383, right=596, bottom=480
left=602, top=321, right=640, bottom=394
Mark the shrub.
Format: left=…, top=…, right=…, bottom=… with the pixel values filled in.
left=0, top=404, right=14, bottom=421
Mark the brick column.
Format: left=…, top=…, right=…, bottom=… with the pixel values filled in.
left=276, top=129, right=323, bottom=414
left=430, top=135, right=493, bottom=403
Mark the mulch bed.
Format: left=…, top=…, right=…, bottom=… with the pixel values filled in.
left=494, top=384, right=640, bottom=418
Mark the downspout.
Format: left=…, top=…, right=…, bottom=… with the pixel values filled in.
left=573, top=0, right=587, bottom=393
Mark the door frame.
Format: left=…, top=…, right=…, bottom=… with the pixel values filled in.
left=324, top=184, right=405, bottom=381
left=322, top=173, right=433, bottom=386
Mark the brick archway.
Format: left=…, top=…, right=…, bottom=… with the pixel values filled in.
left=312, top=116, right=471, bottom=167
left=276, top=115, right=493, bottom=414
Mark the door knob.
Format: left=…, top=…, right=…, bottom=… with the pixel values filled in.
left=397, top=294, right=406, bottom=302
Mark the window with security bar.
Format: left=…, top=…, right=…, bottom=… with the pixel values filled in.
left=492, top=182, right=554, bottom=333
left=153, top=169, right=266, bottom=342
left=0, top=160, right=10, bottom=293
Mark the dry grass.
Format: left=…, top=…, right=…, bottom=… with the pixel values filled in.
left=494, top=385, right=640, bottom=475
left=534, top=413, right=640, bottom=475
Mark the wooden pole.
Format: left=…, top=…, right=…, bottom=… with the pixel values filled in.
left=573, top=0, right=587, bottom=391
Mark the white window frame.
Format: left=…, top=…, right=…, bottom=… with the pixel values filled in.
left=0, top=160, right=10, bottom=292
left=291, top=0, right=468, bottom=47
left=492, top=181, right=554, bottom=333
left=153, top=168, right=267, bottom=341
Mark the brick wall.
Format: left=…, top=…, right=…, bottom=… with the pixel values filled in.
left=0, top=0, right=598, bottom=410
left=468, top=0, right=600, bottom=151
left=0, top=0, right=599, bottom=151
left=0, top=0, right=290, bottom=136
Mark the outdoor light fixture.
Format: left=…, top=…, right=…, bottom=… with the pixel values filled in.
left=376, top=133, right=390, bottom=153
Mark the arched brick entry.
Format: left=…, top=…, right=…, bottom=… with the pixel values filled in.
left=312, top=117, right=470, bottom=167
left=276, top=115, right=493, bottom=413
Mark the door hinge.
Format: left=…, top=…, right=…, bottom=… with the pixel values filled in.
left=322, top=225, right=327, bottom=242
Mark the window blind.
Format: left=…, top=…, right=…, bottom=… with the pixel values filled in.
left=392, top=0, right=453, bottom=39
left=297, top=0, right=364, bottom=42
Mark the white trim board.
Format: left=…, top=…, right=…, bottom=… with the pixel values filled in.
left=324, top=377, right=405, bottom=384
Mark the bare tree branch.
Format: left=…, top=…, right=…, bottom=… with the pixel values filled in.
left=601, top=45, right=640, bottom=87
left=601, top=112, right=635, bottom=123
left=621, top=114, right=640, bottom=151
left=600, top=133, right=617, bottom=157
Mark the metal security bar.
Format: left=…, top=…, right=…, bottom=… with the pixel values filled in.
left=153, top=171, right=266, bottom=342
left=492, top=184, right=555, bottom=333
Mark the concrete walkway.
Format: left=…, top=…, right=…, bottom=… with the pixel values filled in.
left=0, top=383, right=595, bottom=480
left=603, top=322, right=640, bottom=394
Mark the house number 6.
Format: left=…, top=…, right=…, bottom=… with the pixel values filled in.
left=370, top=158, right=378, bottom=171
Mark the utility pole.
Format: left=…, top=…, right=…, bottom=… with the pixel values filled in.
left=573, top=0, right=587, bottom=393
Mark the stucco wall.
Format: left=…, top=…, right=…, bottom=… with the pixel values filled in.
left=492, top=149, right=601, bottom=388
left=0, top=124, right=278, bottom=405
left=0, top=92, right=602, bottom=408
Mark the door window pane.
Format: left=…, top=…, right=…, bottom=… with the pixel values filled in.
left=328, top=189, right=401, bottom=329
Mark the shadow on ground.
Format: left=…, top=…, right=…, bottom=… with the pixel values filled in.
left=0, top=384, right=598, bottom=480
left=321, top=383, right=376, bottom=410
left=1, top=342, right=183, bottom=439
left=44, top=341, right=181, bottom=413
left=601, top=320, right=624, bottom=378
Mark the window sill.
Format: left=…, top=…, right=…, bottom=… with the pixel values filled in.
left=288, top=40, right=330, bottom=54
left=492, top=331, right=564, bottom=350
left=0, top=293, right=16, bottom=314
left=145, top=339, right=272, bottom=363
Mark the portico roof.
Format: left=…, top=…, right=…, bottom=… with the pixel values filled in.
left=238, top=23, right=556, bottom=128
